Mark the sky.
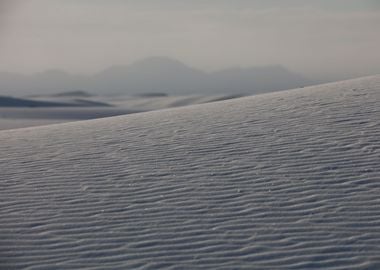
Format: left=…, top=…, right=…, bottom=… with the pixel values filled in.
left=0, top=0, right=379, bottom=81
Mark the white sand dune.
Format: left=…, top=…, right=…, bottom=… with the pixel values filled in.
left=0, top=107, right=140, bottom=131
left=1, top=75, right=380, bottom=269
left=0, top=96, right=86, bottom=107
left=0, top=94, right=243, bottom=130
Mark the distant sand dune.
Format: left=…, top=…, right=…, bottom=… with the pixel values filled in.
left=0, top=95, right=77, bottom=107
left=0, top=95, right=111, bottom=107
left=0, top=94, right=244, bottom=130
left=0, top=75, right=379, bottom=269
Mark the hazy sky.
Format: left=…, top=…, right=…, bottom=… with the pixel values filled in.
left=1, top=0, right=379, bottom=80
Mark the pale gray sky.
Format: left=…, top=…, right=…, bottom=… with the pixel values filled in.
left=1, top=0, right=379, bottom=80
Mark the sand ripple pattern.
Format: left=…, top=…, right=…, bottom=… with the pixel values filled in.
left=1, top=76, right=380, bottom=269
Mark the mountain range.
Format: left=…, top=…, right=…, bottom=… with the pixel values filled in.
left=0, top=57, right=313, bottom=96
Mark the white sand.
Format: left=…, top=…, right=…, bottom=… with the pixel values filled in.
left=0, top=75, right=379, bottom=269
left=0, top=94, right=243, bottom=130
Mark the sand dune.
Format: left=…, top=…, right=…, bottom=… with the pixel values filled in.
left=0, top=94, right=244, bottom=130
left=0, top=95, right=87, bottom=107
left=0, top=75, right=379, bottom=269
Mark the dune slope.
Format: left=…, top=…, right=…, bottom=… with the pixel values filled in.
left=1, top=76, right=380, bottom=269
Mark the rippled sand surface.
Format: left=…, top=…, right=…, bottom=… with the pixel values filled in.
left=1, top=76, right=379, bottom=269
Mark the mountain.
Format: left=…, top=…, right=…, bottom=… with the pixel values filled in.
left=93, top=57, right=208, bottom=94
left=0, top=57, right=313, bottom=96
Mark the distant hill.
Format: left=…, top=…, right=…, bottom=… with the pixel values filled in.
left=52, top=90, right=93, bottom=98
left=0, top=95, right=110, bottom=107
left=0, top=57, right=313, bottom=96
left=0, top=96, right=73, bottom=107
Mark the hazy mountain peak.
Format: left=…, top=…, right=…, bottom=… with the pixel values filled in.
left=129, top=57, right=204, bottom=76
left=0, top=57, right=314, bottom=96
